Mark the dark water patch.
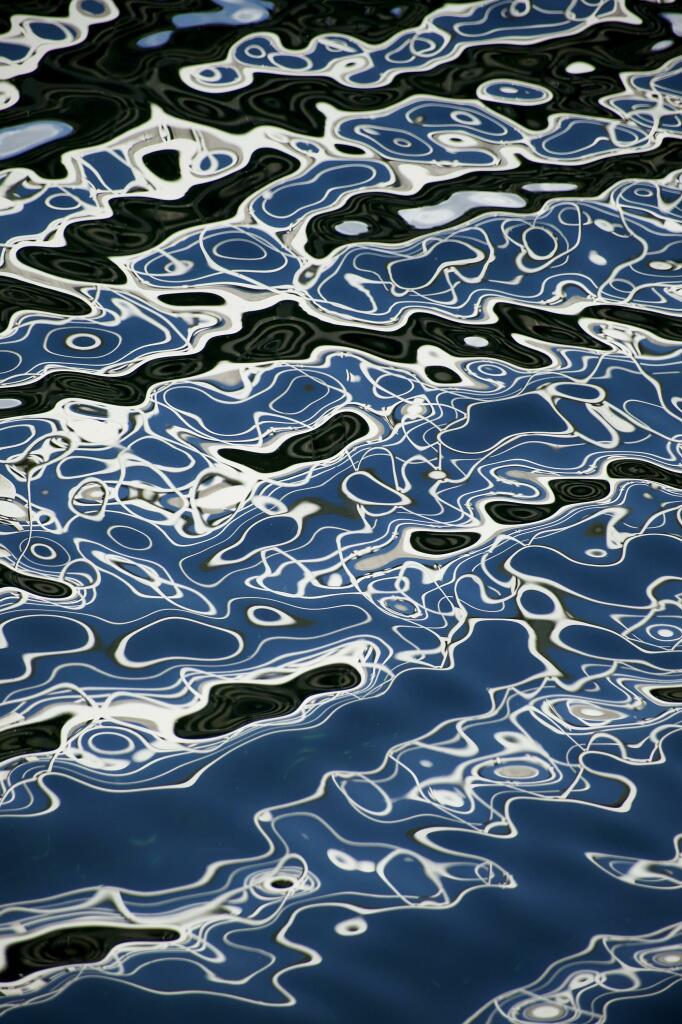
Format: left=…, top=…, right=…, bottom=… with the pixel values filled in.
left=0, top=564, right=73, bottom=599
left=648, top=687, right=682, bottom=704
left=487, top=478, right=611, bottom=525
left=219, top=412, right=368, bottom=473
left=267, top=0, right=452, bottom=50
left=159, top=291, right=225, bottom=307
left=591, top=305, right=682, bottom=344
left=0, top=301, right=616, bottom=420
left=424, top=366, right=461, bottom=385
left=212, top=302, right=601, bottom=369
left=0, top=926, right=179, bottom=983
left=410, top=531, right=479, bottom=555
left=0, top=276, right=90, bottom=334
left=0, top=713, right=71, bottom=761
left=0, top=2, right=447, bottom=176
left=18, top=148, right=299, bottom=285
left=305, top=139, right=682, bottom=259
left=175, top=663, right=361, bottom=739
left=0, top=0, right=72, bottom=32
left=141, top=147, right=181, bottom=181
left=2, top=1, right=676, bottom=178
left=608, top=459, right=682, bottom=490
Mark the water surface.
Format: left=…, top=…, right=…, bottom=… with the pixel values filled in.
left=0, top=1, right=682, bottom=1021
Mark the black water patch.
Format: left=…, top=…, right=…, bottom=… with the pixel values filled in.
left=410, top=531, right=479, bottom=555
left=304, top=139, right=682, bottom=259
left=0, top=300, right=618, bottom=420
left=0, top=925, right=179, bottom=983
left=0, top=276, right=90, bottom=334
left=0, top=2, right=448, bottom=177
left=424, top=366, right=461, bottom=385
left=487, top=478, right=611, bottom=525
left=159, top=291, right=225, bottom=307
left=141, top=147, right=181, bottom=181
left=608, top=459, right=682, bottom=489
left=0, top=0, right=71, bottom=31
left=0, top=564, right=73, bottom=599
left=210, top=301, right=601, bottom=369
left=18, top=149, right=299, bottom=284
left=1, top=1, right=676, bottom=178
left=0, top=713, right=71, bottom=761
left=590, top=305, right=682, bottom=344
left=219, top=412, right=368, bottom=474
left=175, top=663, right=361, bottom=739
left=648, top=687, right=682, bottom=704
left=268, top=0, right=451, bottom=49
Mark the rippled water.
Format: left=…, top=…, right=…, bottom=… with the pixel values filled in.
left=1, top=1, right=682, bottom=1020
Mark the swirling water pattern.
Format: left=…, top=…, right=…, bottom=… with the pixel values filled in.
left=0, top=1, right=682, bottom=1021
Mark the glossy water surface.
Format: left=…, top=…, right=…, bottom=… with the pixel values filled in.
left=1, top=1, right=682, bottom=1021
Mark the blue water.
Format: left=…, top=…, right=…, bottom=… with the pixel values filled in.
left=0, top=0, right=681, bottom=1020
